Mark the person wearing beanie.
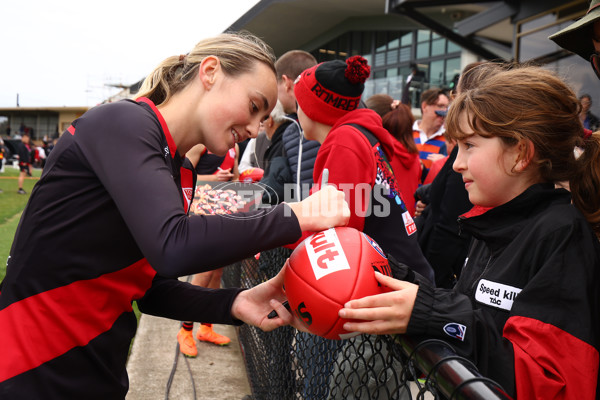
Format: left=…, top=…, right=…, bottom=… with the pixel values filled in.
left=549, top=0, right=600, bottom=79
left=293, top=56, right=434, bottom=400
left=293, top=55, right=434, bottom=281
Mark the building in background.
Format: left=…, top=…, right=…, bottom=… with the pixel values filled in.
left=228, top=0, right=599, bottom=112
left=0, top=107, right=87, bottom=141
left=1, top=0, right=598, bottom=141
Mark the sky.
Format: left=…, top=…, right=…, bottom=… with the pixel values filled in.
left=0, top=0, right=260, bottom=108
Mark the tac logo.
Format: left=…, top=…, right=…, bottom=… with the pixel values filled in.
left=294, top=302, right=313, bottom=327
left=305, top=228, right=350, bottom=280
left=443, top=322, right=466, bottom=341
left=475, top=279, right=522, bottom=311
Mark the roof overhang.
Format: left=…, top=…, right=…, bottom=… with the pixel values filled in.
left=228, top=0, right=578, bottom=62
left=228, top=0, right=407, bottom=56
left=227, top=0, right=518, bottom=60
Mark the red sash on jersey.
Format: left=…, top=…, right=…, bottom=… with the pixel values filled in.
left=136, top=97, right=193, bottom=212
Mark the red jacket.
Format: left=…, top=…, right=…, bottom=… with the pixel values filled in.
left=389, top=140, right=421, bottom=215
left=297, top=108, right=434, bottom=282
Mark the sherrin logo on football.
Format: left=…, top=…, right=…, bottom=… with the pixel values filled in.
left=305, top=228, right=351, bottom=280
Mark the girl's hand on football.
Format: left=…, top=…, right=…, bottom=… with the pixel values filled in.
left=338, top=272, right=418, bottom=335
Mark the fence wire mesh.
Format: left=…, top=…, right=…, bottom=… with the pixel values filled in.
left=222, top=247, right=511, bottom=400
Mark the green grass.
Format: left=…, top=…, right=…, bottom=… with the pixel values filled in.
left=0, top=166, right=41, bottom=281
left=0, top=166, right=141, bottom=326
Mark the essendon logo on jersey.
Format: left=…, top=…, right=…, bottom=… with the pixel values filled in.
left=305, top=228, right=350, bottom=280
left=182, top=187, right=193, bottom=212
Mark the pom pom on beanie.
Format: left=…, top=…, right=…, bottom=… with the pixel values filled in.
left=345, top=56, right=370, bottom=85
left=294, top=56, right=371, bottom=126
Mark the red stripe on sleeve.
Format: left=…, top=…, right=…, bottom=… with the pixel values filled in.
left=0, top=259, right=156, bottom=382
left=504, top=315, right=599, bottom=399
left=67, top=125, right=75, bottom=135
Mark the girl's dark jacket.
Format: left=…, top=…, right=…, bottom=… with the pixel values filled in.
left=406, top=183, right=600, bottom=399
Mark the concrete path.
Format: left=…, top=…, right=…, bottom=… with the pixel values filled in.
left=126, top=314, right=251, bottom=400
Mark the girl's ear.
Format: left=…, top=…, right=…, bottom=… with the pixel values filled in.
left=198, top=56, right=220, bottom=90
left=514, top=139, right=535, bottom=172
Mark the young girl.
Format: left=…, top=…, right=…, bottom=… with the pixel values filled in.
left=0, top=32, right=349, bottom=399
left=339, top=65, right=600, bottom=399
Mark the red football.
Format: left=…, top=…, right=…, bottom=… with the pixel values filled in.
left=239, top=168, right=264, bottom=183
left=284, top=227, right=392, bottom=340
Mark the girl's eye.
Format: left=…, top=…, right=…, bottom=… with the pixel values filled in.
left=458, top=140, right=473, bottom=150
left=251, top=102, right=258, bottom=113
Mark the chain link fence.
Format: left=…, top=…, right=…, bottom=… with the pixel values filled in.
left=222, top=247, right=512, bottom=400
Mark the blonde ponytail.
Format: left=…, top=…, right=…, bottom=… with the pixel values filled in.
left=135, top=31, right=276, bottom=106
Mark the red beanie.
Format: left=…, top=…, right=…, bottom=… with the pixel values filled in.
left=294, top=55, right=370, bottom=126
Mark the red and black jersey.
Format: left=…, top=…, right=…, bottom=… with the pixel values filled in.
left=407, top=183, right=600, bottom=399
left=0, top=98, right=301, bottom=398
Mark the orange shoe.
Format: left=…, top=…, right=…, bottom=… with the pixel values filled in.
left=196, top=324, right=231, bottom=346
left=177, top=327, right=198, bottom=357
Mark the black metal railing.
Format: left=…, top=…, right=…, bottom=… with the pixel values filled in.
left=222, top=247, right=512, bottom=400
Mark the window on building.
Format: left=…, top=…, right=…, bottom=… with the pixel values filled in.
left=515, top=1, right=600, bottom=116
left=431, top=33, right=446, bottom=57
left=516, top=1, right=588, bottom=62
left=416, top=30, right=431, bottom=59
left=311, top=27, right=463, bottom=106
left=430, top=60, right=444, bottom=86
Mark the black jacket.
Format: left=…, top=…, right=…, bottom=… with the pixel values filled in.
left=262, top=120, right=291, bottom=176
left=281, top=114, right=321, bottom=187
left=407, top=184, right=600, bottom=399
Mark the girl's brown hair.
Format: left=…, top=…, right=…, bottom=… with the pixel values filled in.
left=136, top=31, right=276, bottom=106
left=446, top=65, right=600, bottom=235
left=382, top=104, right=418, bottom=154
left=365, top=94, right=395, bottom=119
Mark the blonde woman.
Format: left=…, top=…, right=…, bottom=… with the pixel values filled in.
left=0, top=32, right=349, bottom=398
